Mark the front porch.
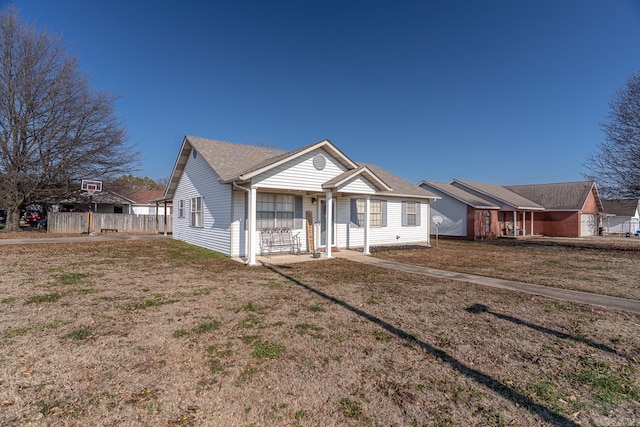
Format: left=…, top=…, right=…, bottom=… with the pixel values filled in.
left=232, top=248, right=368, bottom=266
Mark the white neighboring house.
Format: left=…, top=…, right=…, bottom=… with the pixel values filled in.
left=164, top=136, right=439, bottom=264
left=601, top=199, right=640, bottom=235
left=127, top=190, right=171, bottom=216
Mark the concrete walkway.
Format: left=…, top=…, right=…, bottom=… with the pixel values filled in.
left=348, top=253, right=640, bottom=314
left=258, top=249, right=640, bottom=314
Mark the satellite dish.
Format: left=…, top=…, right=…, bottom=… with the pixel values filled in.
left=432, top=215, right=444, bottom=226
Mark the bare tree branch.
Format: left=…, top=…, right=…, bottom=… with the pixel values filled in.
left=584, top=70, right=640, bottom=199
left=0, top=7, right=137, bottom=230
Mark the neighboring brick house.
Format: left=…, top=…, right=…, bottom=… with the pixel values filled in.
left=418, top=181, right=502, bottom=240
left=419, top=180, right=603, bottom=239
left=506, top=181, right=603, bottom=238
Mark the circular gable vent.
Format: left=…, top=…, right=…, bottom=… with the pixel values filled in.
left=313, top=153, right=326, bottom=170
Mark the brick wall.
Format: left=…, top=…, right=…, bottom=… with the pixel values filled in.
left=467, top=207, right=499, bottom=240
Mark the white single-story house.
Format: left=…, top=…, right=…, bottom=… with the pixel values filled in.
left=601, top=199, right=640, bottom=235
left=164, top=136, right=439, bottom=264
left=127, top=190, right=171, bottom=216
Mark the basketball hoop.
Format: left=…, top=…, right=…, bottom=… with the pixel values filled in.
left=86, top=184, right=98, bottom=196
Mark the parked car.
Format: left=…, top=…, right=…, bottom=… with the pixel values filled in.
left=23, top=211, right=41, bottom=226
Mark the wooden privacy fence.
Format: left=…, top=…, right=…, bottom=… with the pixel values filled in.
left=48, top=212, right=172, bottom=234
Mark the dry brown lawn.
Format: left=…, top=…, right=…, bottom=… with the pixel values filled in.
left=374, top=237, right=640, bottom=300
left=0, top=238, right=638, bottom=426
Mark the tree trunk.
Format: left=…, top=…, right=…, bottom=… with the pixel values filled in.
left=3, top=206, right=22, bottom=231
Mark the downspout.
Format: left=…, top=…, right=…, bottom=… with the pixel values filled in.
left=233, top=182, right=252, bottom=264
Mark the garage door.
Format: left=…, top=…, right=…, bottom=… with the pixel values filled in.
left=580, top=213, right=597, bottom=236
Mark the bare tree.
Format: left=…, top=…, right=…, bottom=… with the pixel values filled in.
left=108, top=175, right=160, bottom=197
left=584, top=70, right=640, bottom=199
left=0, top=7, right=137, bottom=231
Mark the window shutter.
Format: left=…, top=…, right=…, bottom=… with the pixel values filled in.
left=401, top=201, right=407, bottom=226
left=416, top=201, right=421, bottom=226
left=381, top=200, right=387, bottom=227
left=294, top=195, right=303, bottom=229
left=244, top=192, right=248, bottom=230
left=350, top=198, right=358, bottom=227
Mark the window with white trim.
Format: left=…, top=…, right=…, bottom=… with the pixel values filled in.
left=190, top=197, right=202, bottom=227
left=257, top=193, right=294, bottom=229
left=353, top=198, right=383, bottom=228
left=178, top=200, right=185, bottom=218
left=405, top=201, right=417, bottom=226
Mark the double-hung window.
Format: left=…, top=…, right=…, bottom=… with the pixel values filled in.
left=402, top=201, right=420, bottom=227
left=352, top=198, right=384, bottom=228
left=190, top=197, right=202, bottom=227
left=178, top=200, right=185, bottom=218
left=257, top=194, right=294, bottom=229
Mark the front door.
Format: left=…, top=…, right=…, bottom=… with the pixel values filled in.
left=320, top=199, right=335, bottom=247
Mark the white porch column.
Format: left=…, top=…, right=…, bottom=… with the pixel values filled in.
left=247, top=186, right=257, bottom=266
left=513, top=211, right=517, bottom=237
left=530, top=212, right=534, bottom=235
left=325, top=191, right=333, bottom=258
left=522, top=211, right=526, bottom=236
left=363, top=195, right=371, bottom=254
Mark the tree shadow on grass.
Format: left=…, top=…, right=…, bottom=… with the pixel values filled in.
left=465, top=303, right=630, bottom=360
left=263, top=263, right=579, bottom=427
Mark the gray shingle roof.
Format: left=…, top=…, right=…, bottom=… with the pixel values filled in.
left=506, top=181, right=597, bottom=210
left=601, top=199, right=640, bottom=216
left=186, top=136, right=285, bottom=182
left=360, top=163, right=438, bottom=199
left=420, top=181, right=499, bottom=208
left=172, top=136, right=437, bottom=199
left=453, top=179, right=544, bottom=210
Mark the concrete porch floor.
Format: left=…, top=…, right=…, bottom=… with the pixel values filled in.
left=232, top=249, right=369, bottom=265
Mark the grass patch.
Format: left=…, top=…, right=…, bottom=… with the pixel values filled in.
left=172, top=329, right=188, bottom=338
left=308, top=304, right=325, bottom=313
left=573, top=356, right=639, bottom=404
left=59, top=272, right=89, bottom=286
left=4, top=327, right=29, bottom=338
left=2, top=296, right=17, bottom=303
left=193, top=320, right=221, bottom=334
left=240, top=316, right=261, bottom=329
left=240, top=335, right=259, bottom=345
left=25, top=293, right=60, bottom=304
left=163, top=240, right=228, bottom=262
left=63, top=327, right=92, bottom=341
left=251, top=341, right=285, bottom=359
left=340, top=397, right=363, bottom=418
left=372, top=330, right=391, bottom=341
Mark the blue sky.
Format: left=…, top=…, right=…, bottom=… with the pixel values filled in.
left=5, top=0, right=640, bottom=185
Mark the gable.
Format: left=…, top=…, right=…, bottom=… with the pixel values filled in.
left=252, top=148, right=349, bottom=191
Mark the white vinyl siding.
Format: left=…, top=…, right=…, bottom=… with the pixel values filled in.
left=338, top=198, right=429, bottom=248
left=172, top=151, right=232, bottom=255
left=339, top=176, right=377, bottom=194
left=253, top=149, right=348, bottom=191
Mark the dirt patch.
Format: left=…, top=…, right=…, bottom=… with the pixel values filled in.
left=0, top=239, right=638, bottom=426
left=374, top=238, right=640, bottom=300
